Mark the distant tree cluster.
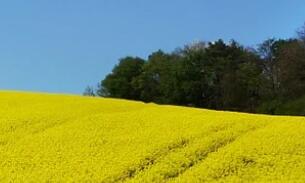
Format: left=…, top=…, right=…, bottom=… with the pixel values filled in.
left=86, top=23, right=305, bottom=115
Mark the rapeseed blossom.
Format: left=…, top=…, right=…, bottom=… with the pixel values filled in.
left=0, top=91, right=305, bottom=182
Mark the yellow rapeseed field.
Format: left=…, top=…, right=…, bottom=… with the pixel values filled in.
left=1, top=91, right=305, bottom=182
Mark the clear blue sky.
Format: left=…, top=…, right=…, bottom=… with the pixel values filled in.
left=1, top=0, right=305, bottom=94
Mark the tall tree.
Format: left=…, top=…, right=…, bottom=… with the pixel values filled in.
left=257, top=38, right=281, bottom=99
left=178, top=41, right=209, bottom=107
left=214, top=40, right=261, bottom=111
left=132, top=50, right=181, bottom=103
left=98, top=56, right=145, bottom=100
left=278, top=39, right=305, bottom=99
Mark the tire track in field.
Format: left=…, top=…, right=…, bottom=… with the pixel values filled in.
left=119, top=123, right=268, bottom=182
left=101, top=137, right=190, bottom=183
left=101, top=122, right=241, bottom=183
left=165, top=123, right=270, bottom=182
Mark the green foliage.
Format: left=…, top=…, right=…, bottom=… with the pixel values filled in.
left=258, top=96, right=305, bottom=116
left=94, top=23, right=305, bottom=115
left=132, top=50, right=181, bottom=103
left=278, top=40, right=305, bottom=99
left=98, top=57, right=145, bottom=100
left=275, top=96, right=305, bottom=116
left=256, top=100, right=283, bottom=115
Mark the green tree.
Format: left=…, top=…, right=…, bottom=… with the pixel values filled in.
left=98, top=56, right=145, bottom=100
left=235, top=59, right=262, bottom=111
left=278, top=39, right=305, bottom=99
left=91, top=22, right=305, bottom=115
left=214, top=40, right=261, bottom=111
left=178, top=41, right=210, bottom=107
left=257, top=38, right=282, bottom=99
left=132, top=50, right=181, bottom=103
left=177, top=39, right=261, bottom=111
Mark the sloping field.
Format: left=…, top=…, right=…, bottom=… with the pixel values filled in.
left=1, top=91, right=305, bottom=182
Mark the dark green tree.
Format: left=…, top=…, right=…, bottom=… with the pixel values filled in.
left=97, top=56, right=145, bottom=100
left=278, top=39, right=305, bottom=99
left=178, top=41, right=210, bottom=107
left=257, top=38, right=281, bottom=99
left=210, top=40, right=261, bottom=111
left=132, top=50, right=181, bottom=103
left=89, top=22, right=305, bottom=115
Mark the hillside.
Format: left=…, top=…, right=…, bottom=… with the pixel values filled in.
left=1, top=91, right=305, bottom=182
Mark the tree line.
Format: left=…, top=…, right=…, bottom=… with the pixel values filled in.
left=84, top=23, right=305, bottom=115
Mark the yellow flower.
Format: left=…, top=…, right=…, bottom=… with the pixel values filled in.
left=0, top=91, right=305, bottom=182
